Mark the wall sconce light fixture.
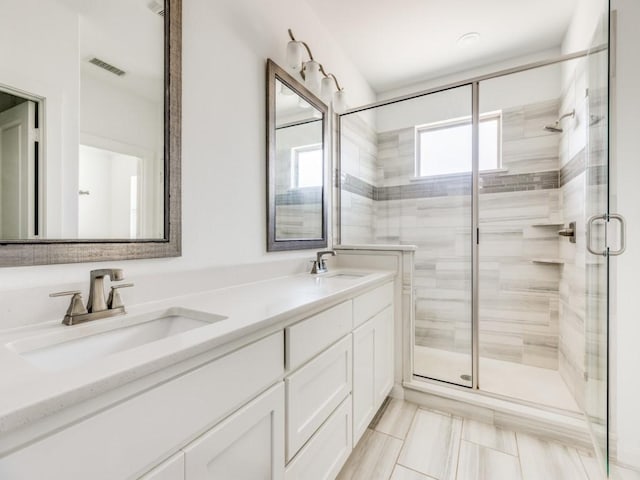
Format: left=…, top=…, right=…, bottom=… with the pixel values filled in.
left=285, top=29, right=347, bottom=114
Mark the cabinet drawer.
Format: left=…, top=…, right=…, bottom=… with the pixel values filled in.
left=0, top=332, right=284, bottom=480
left=285, top=335, right=352, bottom=461
left=285, top=395, right=352, bottom=480
left=353, top=282, right=393, bottom=328
left=286, top=300, right=352, bottom=371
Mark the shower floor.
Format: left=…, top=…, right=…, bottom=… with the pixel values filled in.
left=414, top=346, right=580, bottom=412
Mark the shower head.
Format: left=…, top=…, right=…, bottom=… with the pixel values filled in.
left=543, top=109, right=575, bottom=133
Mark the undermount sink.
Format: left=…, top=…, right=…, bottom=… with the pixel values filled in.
left=8, top=308, right=227, bottom=371
left=322, top=272, right=368, bottom=280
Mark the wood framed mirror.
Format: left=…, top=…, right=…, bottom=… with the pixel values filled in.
left=0, top=0, right=181, bottom=266
left=266, top=59, right=328, bottom=251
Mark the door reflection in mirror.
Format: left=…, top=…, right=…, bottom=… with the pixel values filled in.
left=0, top=89, right=41, bottom=240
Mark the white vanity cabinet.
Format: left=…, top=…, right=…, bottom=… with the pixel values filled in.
left=0, top=332, right=285, bottom=480
left=0, top=278, right=395, bottom=480
left=283, top=281, right=394, bottom=477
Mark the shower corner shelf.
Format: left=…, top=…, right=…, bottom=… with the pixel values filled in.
left=530, top=258, right=565, bottom=265
left=531, top=222, right=565, bottom=227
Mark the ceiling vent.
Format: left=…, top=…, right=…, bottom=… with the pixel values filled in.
left=147, top=0, right=165, bottom=17
left=88, top=57, right=126, bottom=77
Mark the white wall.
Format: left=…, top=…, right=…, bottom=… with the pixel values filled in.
left=374, top=61, right=562, bottom=134
left=610, top=0, right=640, bottom=469
left=0, top=0, right=374, bottom=292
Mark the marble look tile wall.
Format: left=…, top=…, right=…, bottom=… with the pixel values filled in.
left=340, top=99, right=566, bottom=369
left=558, top=57, right=589, bottom=411
left=373, top=100, right=563, bottom=368
left=340, top=113, right=379, bottom=244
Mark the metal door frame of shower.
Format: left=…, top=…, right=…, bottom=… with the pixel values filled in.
left=336, top=48, right=596, bottom=391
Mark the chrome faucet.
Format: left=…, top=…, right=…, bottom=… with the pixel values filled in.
left=310, top=250, right=336, bottom=274
left=50, top=268, right=134, bottom=325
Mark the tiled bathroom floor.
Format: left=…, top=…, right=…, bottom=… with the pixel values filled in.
left=337, top=399, right=640, bottom=480
left=414, top=346, right=580, bottom=412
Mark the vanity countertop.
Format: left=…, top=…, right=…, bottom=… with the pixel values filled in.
left=0, top=269, right=393, bottom=436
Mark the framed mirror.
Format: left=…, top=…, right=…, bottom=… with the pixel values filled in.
left=0, top=0, right=181, bottom=266
left=266, top=59, right=328, bottom=251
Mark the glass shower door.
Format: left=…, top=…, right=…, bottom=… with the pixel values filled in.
left=339, top=85, right=474, bottom=387
left=584, top=8, right=612, bottom=474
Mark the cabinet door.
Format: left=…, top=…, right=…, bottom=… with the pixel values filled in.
left=352, top=306, right=394, bottom=445
left=352, top=318, right=376, bottom=445
left=374, top=306, right=394, bottom=405
left=184, top=383, right=284, bottom=480
left=139, top=453, right=185, bottom=480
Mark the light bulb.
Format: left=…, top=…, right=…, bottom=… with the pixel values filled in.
left=286, top=41, right=302, bottom=70
left=303, top=60, right=322, bottom=94
left=333, top=89, right=347, bottom=114
left=320, top=76, right=334, bottom=104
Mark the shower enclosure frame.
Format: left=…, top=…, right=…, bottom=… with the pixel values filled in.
left=336, top=27, right=614, bottom=472
left=336, top=47, right=594, bottom=391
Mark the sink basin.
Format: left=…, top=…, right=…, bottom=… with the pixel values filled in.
left=323, top=273, right=368, bottom=280
left=9, top=308, right=227, bottom=371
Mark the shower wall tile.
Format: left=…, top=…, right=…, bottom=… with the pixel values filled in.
left=340, top=113, right=378, bottom=244
left=339, top=98, right=566, bottom=369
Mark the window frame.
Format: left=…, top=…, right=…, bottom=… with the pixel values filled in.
left=290, top=142, right=323, bottom=189
left=414, top=111, right=502, bottom=178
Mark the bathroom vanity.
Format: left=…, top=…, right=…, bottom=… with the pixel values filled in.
left=0, top=270, right=394, bottom=479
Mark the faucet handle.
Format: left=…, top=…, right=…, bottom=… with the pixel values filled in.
left=50, top=290, right=88, bottom=318
left=50, top=290, right=82, bottom=298
left=107, top=283, right=134, bottom=310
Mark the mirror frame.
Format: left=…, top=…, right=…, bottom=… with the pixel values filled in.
left=0, top=0, right=181, bottom=267
left=266, top=59, right=329, bottom=251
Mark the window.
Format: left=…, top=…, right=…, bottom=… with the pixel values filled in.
left=291, top=144, right=322, bottom=188
left=416, top=112, right=501, bottom=177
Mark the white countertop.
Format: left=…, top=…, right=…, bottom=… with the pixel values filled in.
left=0, top=269, right=393, bottom=437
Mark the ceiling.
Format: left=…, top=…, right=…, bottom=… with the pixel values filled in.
left=305, top=0, right=579, bottom=93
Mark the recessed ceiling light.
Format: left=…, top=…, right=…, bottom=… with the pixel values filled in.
left=457, top=32, right=481, bottom=47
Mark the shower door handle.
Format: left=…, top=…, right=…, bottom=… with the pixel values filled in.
left=586, top=214, right=607, bottom=256
left=609, top=213, right=626, bottom=256
left=586, top=213, right=626, bottom=256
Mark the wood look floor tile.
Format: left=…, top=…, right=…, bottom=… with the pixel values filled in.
left=397, top=409, right=462, bottom=480
left=390, top=464, right=435, bottom=480
left=374, top=398, right=419, bottom=440
left=336, top=429, right=402, bottom=480
left=462, top=418, right=518, bottom=456
left=456, top=440, right=522, bottom=480
left=517, top=432, right=588, bottom=480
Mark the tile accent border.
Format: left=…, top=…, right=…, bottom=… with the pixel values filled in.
left=558, top=148, right=607, bottom=187
left=275, top=186, right=323, bottom=205
left=341, top=170, right=560, bottom=201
